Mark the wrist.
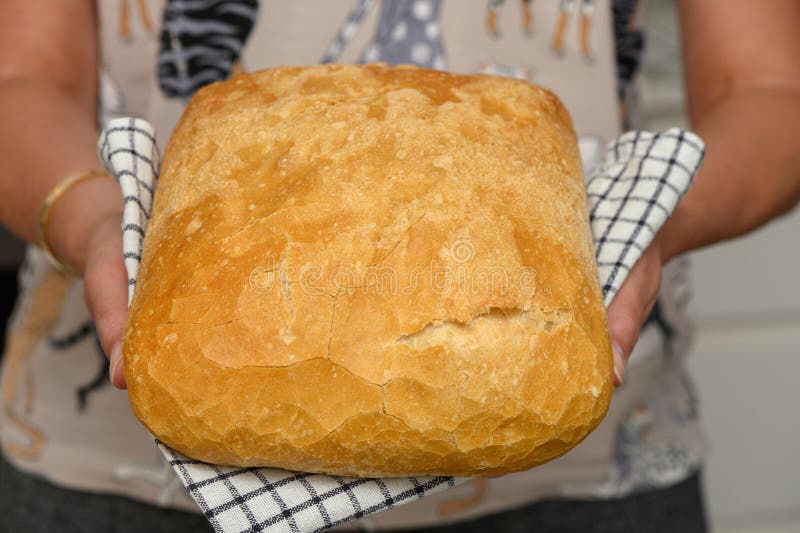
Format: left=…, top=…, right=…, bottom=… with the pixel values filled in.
left=658, top=192, right=706, bottom=264
left=46, top=174, right=123, bottom=274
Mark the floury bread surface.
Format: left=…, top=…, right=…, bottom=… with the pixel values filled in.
left=124, top=64, right=613, bottom=476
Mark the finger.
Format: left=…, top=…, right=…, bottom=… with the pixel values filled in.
left=83, top=217, right=129, bottom=389
left=605, top=247, right=662, bottom=386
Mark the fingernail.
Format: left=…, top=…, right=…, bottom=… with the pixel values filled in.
left=109, top=341, right=122, bottom=386
left=612, top=341, right=626, bottom=386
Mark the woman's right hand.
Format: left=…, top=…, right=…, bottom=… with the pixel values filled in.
left=48, top=175, right=129, bottom=389
left=1, top=2, right=126, bottom=380
left=83, top=210, right=129, bottom=389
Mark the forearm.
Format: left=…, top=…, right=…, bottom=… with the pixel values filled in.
left=0, top=79, right=122, bottom=271
left=0, top=0, right=123, bottom=272
left=0, top=79, right=99, bottom=240
left=661, top=86, right=800, bottom=261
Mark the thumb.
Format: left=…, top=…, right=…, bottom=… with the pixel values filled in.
left=83, top=213, right=129, bottom=389
left=605, top=243, right=662, bottom=386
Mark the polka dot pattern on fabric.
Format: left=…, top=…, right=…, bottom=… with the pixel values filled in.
left=425, top=21, right=440, bottom=40
left=354, top=0, right=445, bottom=69
left=391, top=22, right=408, bottom=42
left=342, top=22, right=358, bottom=40
left=364, top=43, right=381, bottom=62
left=412, top=0, right=433, bottom=20
left=326, top=42, right=342, bottom=58
left=411, top=42, right=432, bottom=64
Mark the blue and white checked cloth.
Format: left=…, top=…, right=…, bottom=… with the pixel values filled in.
left=98, top=118, right=704, bottom=533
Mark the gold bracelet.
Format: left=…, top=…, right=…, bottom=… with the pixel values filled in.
left=38, top=169, right=112, bottom=277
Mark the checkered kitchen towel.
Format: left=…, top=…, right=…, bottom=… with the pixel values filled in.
left=98, top=118, right=704, bottom=533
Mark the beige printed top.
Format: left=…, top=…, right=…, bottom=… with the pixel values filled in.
left=0, top=1, right=705, bottom=529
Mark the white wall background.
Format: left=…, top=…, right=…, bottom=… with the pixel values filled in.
left=640, top=2, right=800, bottom=531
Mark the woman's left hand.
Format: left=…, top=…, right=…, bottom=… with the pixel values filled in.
left=605, top=237, right=664, bottom=386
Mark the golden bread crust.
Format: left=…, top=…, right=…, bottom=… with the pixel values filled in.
left=124, top=64, right=613, bottom=476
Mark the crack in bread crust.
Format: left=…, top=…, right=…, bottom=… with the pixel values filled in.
left=124, top=64, right=613, bottom=476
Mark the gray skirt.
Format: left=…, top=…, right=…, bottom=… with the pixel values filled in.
left=0, top=453, right=707, bottom=533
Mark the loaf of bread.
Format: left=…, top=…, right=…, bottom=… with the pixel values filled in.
left=123, top=64, right=613, bottom=477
